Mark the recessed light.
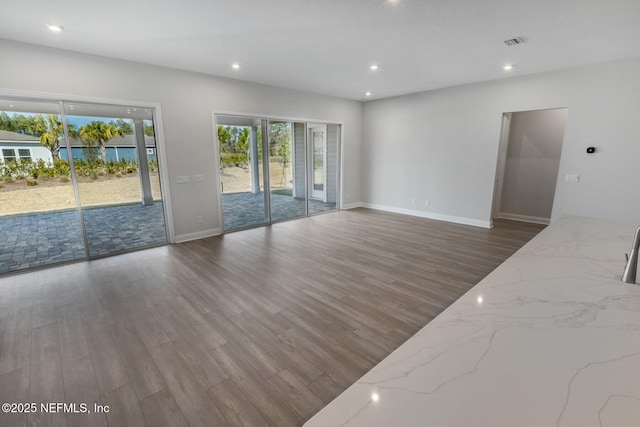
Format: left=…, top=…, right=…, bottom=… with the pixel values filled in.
left=503, top=64, right=513, bottom=71
left=365, top=92, right=372, bottom=97
left=371, top=392, right=380, bottom=402
left=46, top=24, right=64, bottom=32
left=370, top=64, right=379, bottom=71
left=231, top=63, right=240, bottom=70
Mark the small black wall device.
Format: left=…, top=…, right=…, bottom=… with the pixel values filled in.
left=586, top=147, right=596, bottom=154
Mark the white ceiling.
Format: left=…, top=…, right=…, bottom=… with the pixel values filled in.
left=2, top=0, right=640, bottom=100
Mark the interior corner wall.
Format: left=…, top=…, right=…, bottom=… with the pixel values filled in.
left=500, top=108, right=567, bottom=221
left=362, top=57, right=640, bottom=224
left=0, top=39, right=362, bottom=241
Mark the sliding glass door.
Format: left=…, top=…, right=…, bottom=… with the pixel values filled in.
left=63, top=102, right=167, bottom=257
left=217, top=115, right=270, bottom=231
left=0, top=97, right=168, bottom=275
left=269, top=120, right=309, bottom=222
left=0, top=99, right=85, bottom=274
left=216, top=114, right=340, bottom=233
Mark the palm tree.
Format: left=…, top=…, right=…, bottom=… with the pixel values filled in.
left=33, top=115, right=75, bottom=161
left=79, top=121, right=124, bottom=164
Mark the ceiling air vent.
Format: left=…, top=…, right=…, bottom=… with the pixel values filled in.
left=504, top=37, right=525, bottom=46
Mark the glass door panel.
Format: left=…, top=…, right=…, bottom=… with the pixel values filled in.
left=217, top=115, right=270, bottom=231
left=308, top=123, right=339, bottom=215
left=310, top=125, right=326, bottom=201
left=269, top=121, right=307, bottom=222
left=63, top=102, right=167, bottom=257
left=0, top=98, right=85, bottom=274
left=216, top=117, right=339, bottom=234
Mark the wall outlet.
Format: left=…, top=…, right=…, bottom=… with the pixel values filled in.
left=412, top=198, right=416, bottom=205
left=565, top=174, right=580, bottom=183
left=196, top=216, right=203, bottom=224
left=425, top=200, right=430, bottom=207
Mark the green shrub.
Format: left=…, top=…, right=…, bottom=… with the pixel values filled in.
left=2, top=160, right=28, bottom=178
left=115, top=172, right=123, bottom=178
left=72, top=159, right=88, bottom=176
left=73, top=159, right=103, bottom=177
left=0, top=156, right=146, bottom=181
left=29, top=159, right=55, bottom=179
left=106, top=160, right=120, bottom=174
left=25, top=177, right=37, bottom=186
left=126, top=162, right=138, bottom=173
left=221, top=153, right=249, bottom=167
left=53, top=158, right=71, bottom=177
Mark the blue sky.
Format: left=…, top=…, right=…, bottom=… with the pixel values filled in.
left=65, top=116, right=125, bottom=127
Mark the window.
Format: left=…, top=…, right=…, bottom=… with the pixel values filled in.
left=18, top=149, right=32, bottom=163
left=2, top=148, right=16, bottom=163
left=1, top=148, right=31, bottom=163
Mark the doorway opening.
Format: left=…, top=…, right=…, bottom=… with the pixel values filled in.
left=492, top=108, right=568, bottom=225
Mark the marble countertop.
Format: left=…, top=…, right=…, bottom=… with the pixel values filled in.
left=305, top=216, right=640, bottom=427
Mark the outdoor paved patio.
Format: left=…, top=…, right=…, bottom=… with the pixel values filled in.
left=83, top=202, right=167, bottom=257
left=0, top=193, right=332, bottom=274
left=0, top=202, right=167, bottom=274
left=222, top=192, right=336, bottom=231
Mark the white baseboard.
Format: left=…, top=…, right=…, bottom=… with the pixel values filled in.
left=361, top=203, right=491, bottom=229
left=498, top=212, right=550, bottom=225
left=175, top=228, right=222, bottom=243
left=342, top=202, right=364, bottom=210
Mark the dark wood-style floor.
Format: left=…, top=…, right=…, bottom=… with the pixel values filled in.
left=0, top=209, right=544, bottom=427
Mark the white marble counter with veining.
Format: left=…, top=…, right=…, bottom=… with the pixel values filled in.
left=305, top=216, right=640, bottom=427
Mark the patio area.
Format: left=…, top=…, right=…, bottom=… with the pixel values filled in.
left=222, top=192, right=336, bottom=231
left=0, top=202, right=167, bottom=274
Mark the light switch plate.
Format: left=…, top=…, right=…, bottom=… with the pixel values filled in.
left=565, top=174, right=580, bottom=183
left=176, top=175, right=190, bottom=184
left=194, top=174, right=205, bottom=182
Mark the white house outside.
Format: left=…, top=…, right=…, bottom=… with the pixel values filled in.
left=0, top=129, right=52, bottom=164
left=0, top=130, right=157, bottom=164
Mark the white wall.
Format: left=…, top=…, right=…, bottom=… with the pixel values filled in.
left=500, top=108, right=567, bottom=222
left=0, top=39, right=362, bottom=241
left=362, top=57, right=640, bottom=226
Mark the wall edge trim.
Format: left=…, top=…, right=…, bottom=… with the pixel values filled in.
left=362, top=203, right=491, bottom=228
